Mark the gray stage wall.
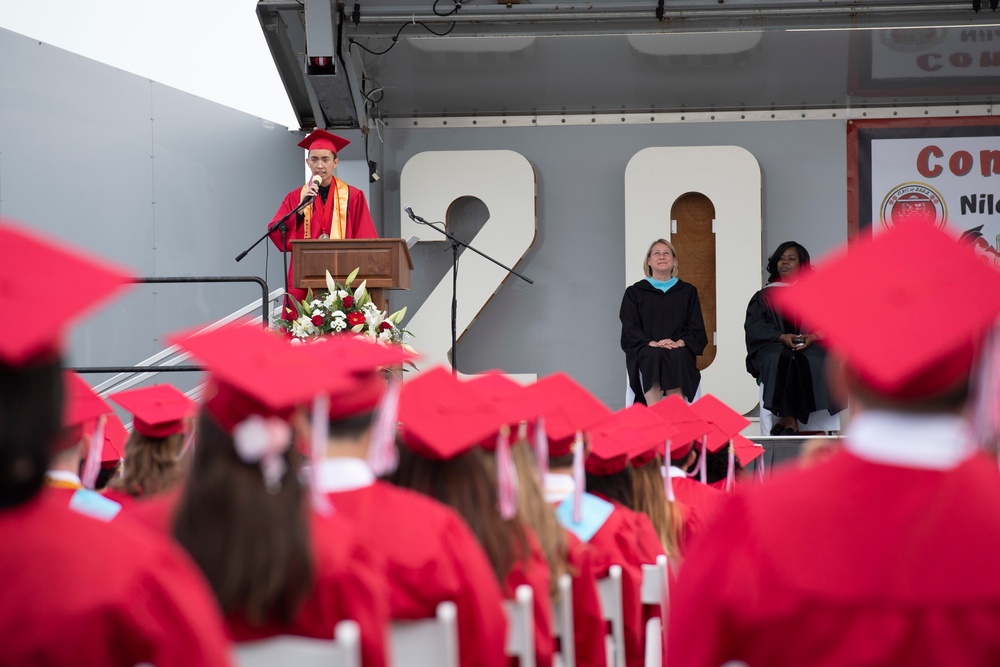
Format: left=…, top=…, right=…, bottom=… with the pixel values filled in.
left=1, top=26, right=849, bottom=409
left=380, top=120, right=847, bottom=408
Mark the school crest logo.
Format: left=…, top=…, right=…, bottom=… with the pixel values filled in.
left=879, top=182, right=947, bottom=230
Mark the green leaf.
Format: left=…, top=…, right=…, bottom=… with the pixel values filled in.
left=346, top=267, right=360, bottom=286
left=389, top=306, right=407, bottom=324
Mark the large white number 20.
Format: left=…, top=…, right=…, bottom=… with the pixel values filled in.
left=399, top=150, right=537, bottom=379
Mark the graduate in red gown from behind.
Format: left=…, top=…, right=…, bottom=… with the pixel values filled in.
left=300, top=336, right=509, bottom=667
left=392, top=366, right=555, bottom=667
left=0, top=222, right=233, bottom=667
left=268, top=129, right=378, bottom=313
left=669, top=223, right=1000, bottom=667
left=128, top=324, right=391, bottom=667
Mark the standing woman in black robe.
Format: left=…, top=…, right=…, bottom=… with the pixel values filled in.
left=744, top=241, right=841, bottom=435
left=620, top=239, right=708, bottom=405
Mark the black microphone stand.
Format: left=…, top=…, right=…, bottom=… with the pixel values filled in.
left=405, top=207, right=533, bottom=376
left=235, top=195, right=315, bottom=318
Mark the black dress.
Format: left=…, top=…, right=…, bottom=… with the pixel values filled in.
left=620, top=279, right=708, bottom=403
left=744, top=283, right=841, bottom=423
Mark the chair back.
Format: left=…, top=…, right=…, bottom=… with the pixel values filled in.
left=234, top=620, right=361, bottom=667
left=641, top=555, right=669, bottom=667
left=596, top=564, right=625, bottom=667
left=551, top=573, right=575, bottom=667
left=504, top=584, right=537, bottom=667
left=391, top=600, right=460, bottom=667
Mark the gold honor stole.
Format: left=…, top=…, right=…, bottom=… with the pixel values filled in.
left=300, top=179, right=351, bottom=240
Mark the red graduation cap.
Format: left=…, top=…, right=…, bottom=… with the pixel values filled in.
left=771, top=223, right=1000, bottom=400
left=170, top=322, right=355, bottom=432
left=527, top=372, right=612, bottom=457
left=691, top=394, right=751, bottom=453
left=101, top=414, right=129, bottom=466
left=732, top=433, right=765, bottom=466
left=397, top=366, right=504, bottom=461
left=109, top=384, right=196, bottom=438
left=297, top=129, right=350, bottom=154
left=0, top=222, right=133, bottom=366
left=647, top=394, right=713, bottom=459
left=585, top=418, right=633, bottom=476
left=299, top=333, right=416, bottom=420
left=55, top=371, right=114, bottom=453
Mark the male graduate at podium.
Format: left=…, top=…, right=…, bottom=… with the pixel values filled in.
left=268, top=129, right=378, bottom=312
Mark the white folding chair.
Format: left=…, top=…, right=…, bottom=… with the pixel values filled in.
left=504, top=584, right=537, bottom=667
left=234, top=620, right=361, bottom=667
left=596, top=564, right=625, bottom=667
left=552, top=573, right=576, bottom=667
left=391, top=600, right=460, bottom=667
left=640, top=555, right=669, bottom=667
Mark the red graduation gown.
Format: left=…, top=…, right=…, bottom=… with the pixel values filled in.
left=325, top=481, right=508, bottom=667
left=565, top=531, right=610, bottom=667
left=669, top=450, right=1000, bottom=666
left=669, top=475, right=726, bottom=553
left=128, top=491, right=390, bottom=667
left=585, top=498, right=666, bottom=667
left=507, top=528, right=556, bottom=667
left=0, top=492, right=232, bottom=667
left=268, top=181, right=378, bottom=306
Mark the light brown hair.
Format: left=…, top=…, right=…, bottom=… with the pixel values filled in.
left=632, top=456, right=682, bottom=560
left=115, top=431, right=186, bottom=498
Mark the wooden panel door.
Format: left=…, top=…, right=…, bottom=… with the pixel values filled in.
left=670, top=192, right=716, bottom=371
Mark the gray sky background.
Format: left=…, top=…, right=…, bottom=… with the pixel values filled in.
left=0, top=0, right=298, bottom=129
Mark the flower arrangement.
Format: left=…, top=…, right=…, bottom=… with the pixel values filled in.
left=275, top=268, right=412, bottom=348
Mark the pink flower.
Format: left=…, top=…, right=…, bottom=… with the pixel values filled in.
left=311, top=314, right=324, bottom=327
left=343, top=296, right=355, bottom=308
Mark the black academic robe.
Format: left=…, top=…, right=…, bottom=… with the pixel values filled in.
left=620, top=279, right=707, bottom=403
left=744, top=284, right=840, bottom=422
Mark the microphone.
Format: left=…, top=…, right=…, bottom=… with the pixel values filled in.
left=404, top=206, right=417, bottom=221
left=301, top=174, right=323, bottom=205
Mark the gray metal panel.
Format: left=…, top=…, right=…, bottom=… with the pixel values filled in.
left=0, top=28, right=301, bottom=390
left=381, top=120, right=846, bottom=408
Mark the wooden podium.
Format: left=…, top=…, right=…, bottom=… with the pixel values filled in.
left=291, top=238, right=413, bottom=311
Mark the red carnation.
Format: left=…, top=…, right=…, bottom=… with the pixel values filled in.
left=347, top=311, right=366, bottom=327
left=311, top=314, right=324, bottom=327
left=343, top=296, right=355, bottom=308
left=379, top=321, right=393, bottom=331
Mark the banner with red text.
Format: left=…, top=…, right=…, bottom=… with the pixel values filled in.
left=848, top=117, right=1000, bottom=265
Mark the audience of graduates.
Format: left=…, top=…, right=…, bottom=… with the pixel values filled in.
left=7, top=217, right=1000, bottom=667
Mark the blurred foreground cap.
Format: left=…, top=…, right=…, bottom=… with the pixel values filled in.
left=528, top=373, right=612, bottom=457
left=0, top=222, right=133, bottom=366
left=398, top=366, right=503, bottom=461
left=170, top=323, right=353, bottom=432
left=771, top=224, right=1000, bottom=400
left=109, top=384, right=196, bottom=438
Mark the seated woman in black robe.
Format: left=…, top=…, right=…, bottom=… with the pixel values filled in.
left=744, top=241, right=842, bottom=435
left=620, top=239, right=708, bottom=405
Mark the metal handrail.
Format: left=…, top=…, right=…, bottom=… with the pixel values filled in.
left=69, top=277, right=285, bottom=396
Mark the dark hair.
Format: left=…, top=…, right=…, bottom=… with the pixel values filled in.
left=113, top=431, right=186, bottom=498
left=766, top=241, right=811, bottom=283
left=705, top=446, right=742, bottom=485
left=586, top=467, right=635, bottom=510
left=548, top=453, right=575, bottom=469
left=327, top=410, right=376, bottom=440
left=0, top=357, right=64, bottom=509
left=389, top=443, right=526, bottom=585
left=172, top=412, right=313, bottom=626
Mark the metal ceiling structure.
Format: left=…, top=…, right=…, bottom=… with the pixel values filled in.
left=257, top=0, right=1000, bottom=130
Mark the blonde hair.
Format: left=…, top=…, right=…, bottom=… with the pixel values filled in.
left=632, top=455, right=682, bottom=561
left=116, top=431, right=186, bottom=498
left=486, top=441, right=572, bottom=597
left=643, top=239, right=678, bottom=278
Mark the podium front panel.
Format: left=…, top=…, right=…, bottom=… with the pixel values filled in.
left=292, top=239, right=412, bottom=290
